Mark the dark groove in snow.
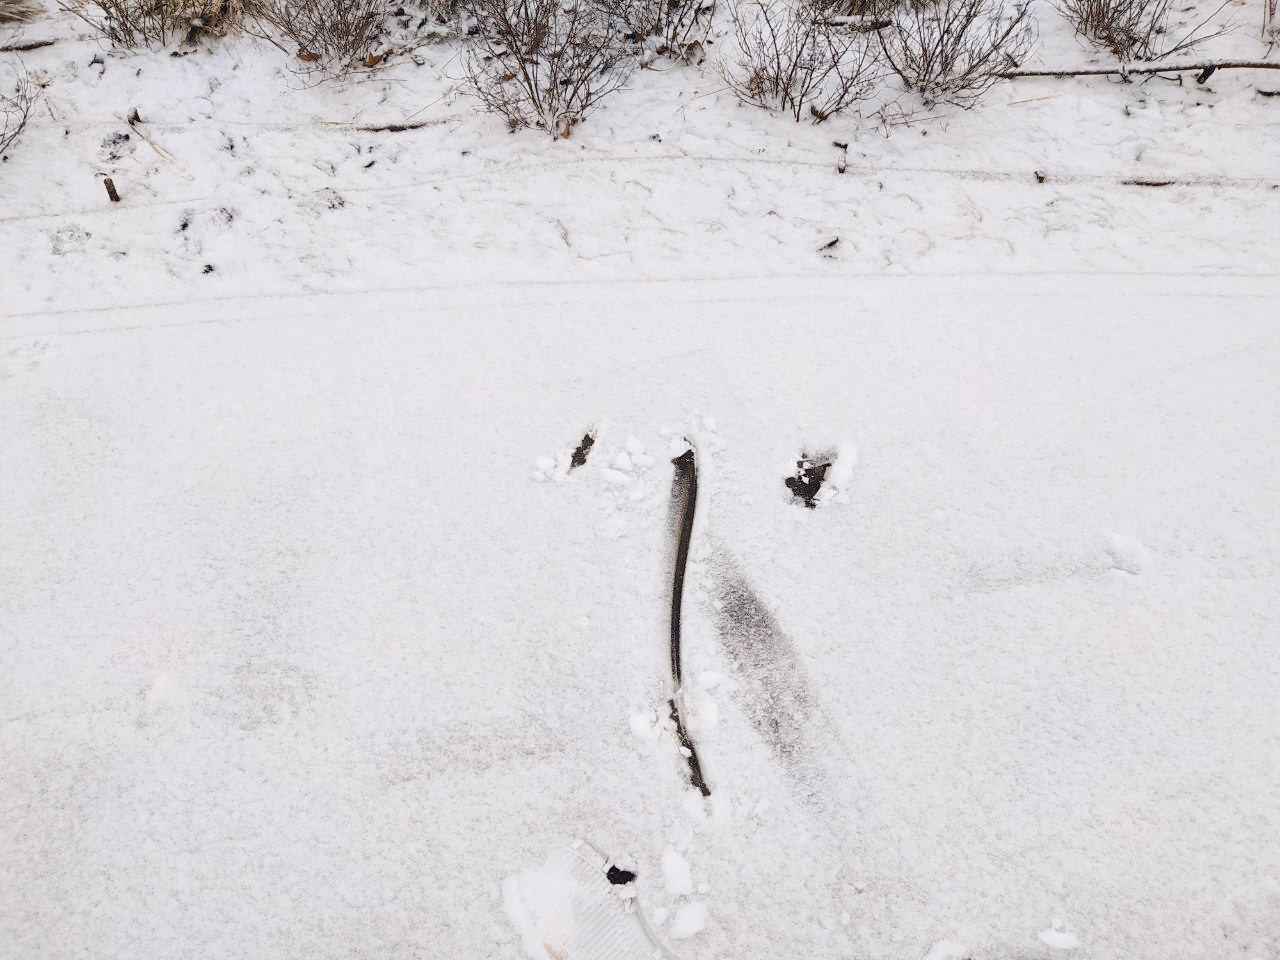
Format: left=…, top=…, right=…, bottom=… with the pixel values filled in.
left=669, top=447, right=711, bottom=797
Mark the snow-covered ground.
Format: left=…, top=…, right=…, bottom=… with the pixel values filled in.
left=3, top=4, right=1280, bottom=960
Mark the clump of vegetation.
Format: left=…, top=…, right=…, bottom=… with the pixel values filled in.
left=878, top=0, right=1035, bottom=106
left=59, top=0, right=250, bottom=47
left=1054, top=0, right=1229, bottom=62
left=1, top=0, right=44, bottom=23
left=722, top=0, right=883, bottom=122
left=594, top=0, right=717, bottom=60
left=463, top=0, right=634, bottom=138
left=252, top=0, right=387, bottom=67
left=1, top=68, right=36, bottom=156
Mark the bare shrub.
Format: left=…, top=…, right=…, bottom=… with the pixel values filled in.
left=1, top=68, right=36, bottom=156
left=59, top=0, right=248, bottom=47
left=1055, top=0, right=1230, bottom=61
left=808, top=0, right=897, bottom=19
left=879, top=0, right=1035, bottom=106
left=721, top=0, right=883, bottom=122
left=252, top=0, right=386, bottom=67
left=463, top=0, right=633, bottom=138
left=1, top=0, right=43, bottom=23
left=593, top=0, right=716, bottom=57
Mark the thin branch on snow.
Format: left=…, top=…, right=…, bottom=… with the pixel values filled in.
left=1001, top=59, right=1280, bottom=78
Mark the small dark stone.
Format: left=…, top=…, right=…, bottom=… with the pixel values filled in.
left=606, top=865, right=636, bottom=885
left=202, top=264, right=214, bottom=274
left=785, top=457, right=829, bottom=509
left=569, top=432, right=595, bottom=470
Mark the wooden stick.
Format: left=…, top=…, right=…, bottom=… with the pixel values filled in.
left=1002, top=60, right=1280, bottom=79
left=103, top=178, right=120, bottom=203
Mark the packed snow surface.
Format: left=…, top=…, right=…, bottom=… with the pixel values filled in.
left=3, top=5, right=1280, bottom=960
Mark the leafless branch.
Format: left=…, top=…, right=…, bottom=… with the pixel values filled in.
left=462, top=0, right=634, bottom=138
left=879, top=0, right=1036, bottom=106
left=721, top=0, right=883, bottom=122
left=1, top=66, right=36, bottom=156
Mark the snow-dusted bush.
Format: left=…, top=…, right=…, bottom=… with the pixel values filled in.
left=1, top=69, right=36, bottom=156
left=722, top=0, right=883, bottom=122
left=878, top=0, right=1034, bottom=106
left=253, top=0, right=385, bottom=67
left=594, top=0, right=716, bottom=59
left=59, top=0, right=248, bottom=47
left=1055, top=0, right=1228, bottom=61
left=1, top=0, right=43, bottom=23
left=463, top=0, right=634, bottom=138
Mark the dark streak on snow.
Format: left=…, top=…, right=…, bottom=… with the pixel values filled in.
left=668, top=447, right=711, bottom=797
left=712, top=563, right=816, bottom=771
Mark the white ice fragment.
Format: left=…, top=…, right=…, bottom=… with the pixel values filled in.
left=817, top=442, right=858, bottom=506
left=612, top=452, right=633, bottom=471
left=923, top=940, right=968, bottom=960
left=668, top=903, right=706, bottom=940
left=1038, top=928, right=1080, bottom=950
left=625, top=436, right=645, bottom=456
left=661, top=848, right=693, bottom=897
left=600, top=467, right=632, bottom=486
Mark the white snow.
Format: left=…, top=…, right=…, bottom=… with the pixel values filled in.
left=923, top=941, right=969, bottom=960
left=3, top=4, right=1280, bottom=960
left=662, top=847, right=695, bottom=897
left=668, top=903, right=707, bottom=940
left=1039, top=928, right=1082, bottom=950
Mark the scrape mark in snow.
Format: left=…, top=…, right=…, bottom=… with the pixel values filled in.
left=710, top=561, right=819, bottom=782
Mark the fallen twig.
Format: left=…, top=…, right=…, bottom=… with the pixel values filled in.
left=356, top=120, right=430, bottom=132
left=1002, top=60, right=1280, bottom=79
left=0, top=38, right=55, bottom=52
